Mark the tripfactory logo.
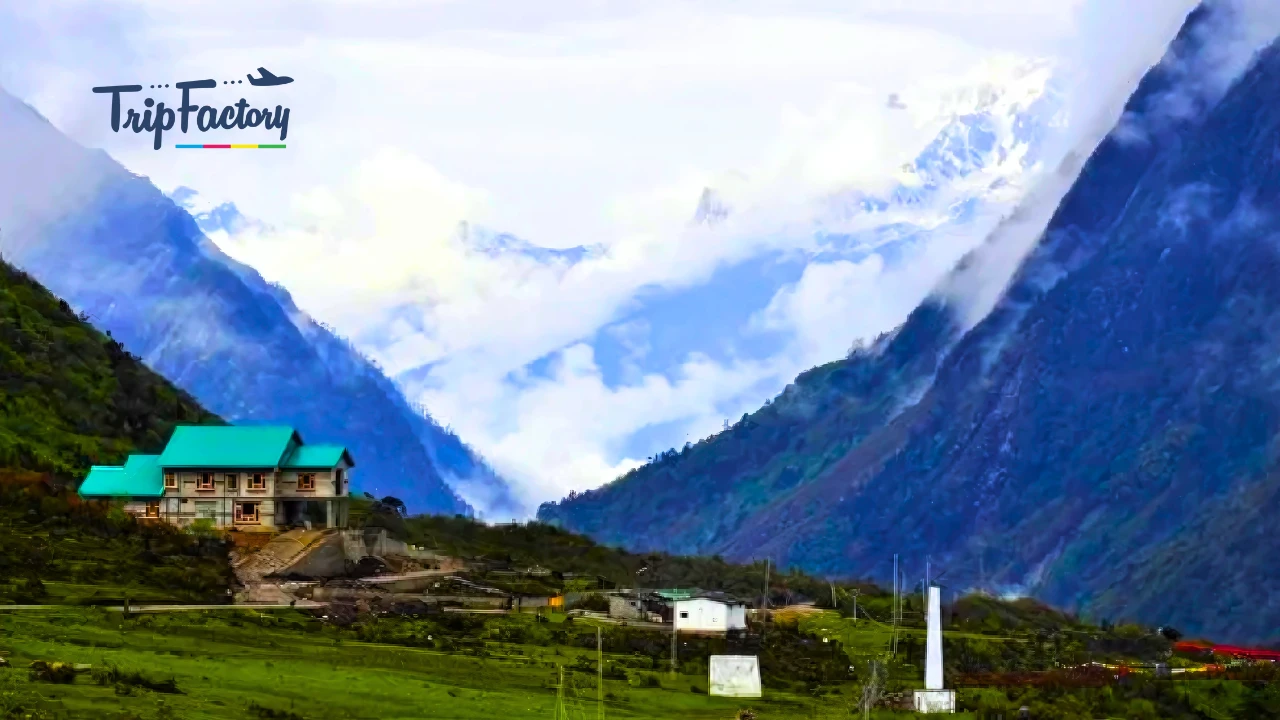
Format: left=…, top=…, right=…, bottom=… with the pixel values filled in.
left=92, top=67, right=293, bottom=150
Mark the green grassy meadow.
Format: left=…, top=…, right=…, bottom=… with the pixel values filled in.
left=0, top=608, right=919, bottom=720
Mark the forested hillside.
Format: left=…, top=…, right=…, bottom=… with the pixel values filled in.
left=0, top=254, right=232, bottom=604
left=0, top=253, right=215, bottom=475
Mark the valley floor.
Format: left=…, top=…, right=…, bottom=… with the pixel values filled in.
left=0, top=608, right=902, bottom=720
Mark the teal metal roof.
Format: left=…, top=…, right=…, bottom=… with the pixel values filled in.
left=653, top=589, right=696, bottom=600
left=78, top=455, right=163, bottom=498
left=157, top=425, right=301, bottom=468
left=282, top=444, right=354, bottom=469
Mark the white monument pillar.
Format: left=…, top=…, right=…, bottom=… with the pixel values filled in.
left=914, top=585, right=955, bottom=713
left=926, top=585, right=943, bottom=690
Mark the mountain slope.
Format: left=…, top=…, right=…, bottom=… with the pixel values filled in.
left=0, top=89, right=489, bottom=515
left=0, top=256, right=233, bottom=605
left=0, top=255, right=215, bottom=473
left=542, top=3, right=1280, bottom=642
left=171, top=188, right=525, bottom=519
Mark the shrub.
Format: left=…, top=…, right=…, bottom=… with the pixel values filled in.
left=0, top=670, right=51, bottom=719
left=90, top=664, right=181, bottom=694
left=247, top=701, right=305, bottom=719
left=28, top=660, right=76, bottom=684
left=574, top=594, right=610, bottom=613
left=628, top=672, right=661, bottom=688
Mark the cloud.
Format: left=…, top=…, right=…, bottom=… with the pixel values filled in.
left=2, top=0, right=1237, bottom=514
left=179, top=7, right=1107, bottom=511
left=1145, top=0, right=1280, bottom=125
left=754, top=213, right=1001, bottom=368
left=416, top=342, right=782, bottom=507
left=939, top=0, right=1200, bottom=329
left=942, top=0, right=1280, bottom=331
left=6, top=0, right=999, bottom=244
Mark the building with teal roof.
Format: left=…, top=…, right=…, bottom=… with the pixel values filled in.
left=79, top=425, right=354, bottom=530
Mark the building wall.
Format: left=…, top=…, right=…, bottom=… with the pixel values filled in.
left=727, top=603, right=747, bottom=630
left=275, top=459, right=352, bottom=499
left=156, top=460, right=352, bottom=529
left=674, top=598, right=747, bottom=632
left=609, top=595, right=648, bottom=621
left=121, top=500, right=156, bottom=518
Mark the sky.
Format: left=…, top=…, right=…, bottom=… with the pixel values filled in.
left=0, top=0, right=1212, bottom=513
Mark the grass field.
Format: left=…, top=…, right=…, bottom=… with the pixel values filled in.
left=796, top=610, right=1019, bottom=655
left=0, top=608, right=939, bottom=720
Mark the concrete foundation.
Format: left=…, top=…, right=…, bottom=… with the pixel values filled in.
left=914, top=690, right=956, bottom=713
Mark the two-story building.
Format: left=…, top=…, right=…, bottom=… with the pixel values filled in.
left=77, top=425, right=353, bottom=530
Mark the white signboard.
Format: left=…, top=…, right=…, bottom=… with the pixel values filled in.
left=709, top=655, right=762, bottom=698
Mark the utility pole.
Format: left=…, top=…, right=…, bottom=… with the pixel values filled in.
left=763, top=558, right=771, bottom=610
left=978, top=538, right=987, bottom=594
left=901, top=569, right=906, bottom=619
left=851, top=589, right=859, bottom=623
left=892, top=554, right=898, bottom=656
left=597, top=627, right=603, bottom=720
left=555, top=665, right=566, bottom=720
left=761, top=558, right=770, bottom=644
left=670, top=609, right=678, bottom=676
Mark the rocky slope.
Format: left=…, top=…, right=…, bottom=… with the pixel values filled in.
left=541, top=3, right=1280, bottom=642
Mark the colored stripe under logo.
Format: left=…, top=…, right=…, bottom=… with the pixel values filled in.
left=175, top=144, right=286, bottom=149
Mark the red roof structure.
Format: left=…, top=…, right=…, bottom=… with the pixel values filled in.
left=1175, top=641, right=1280, bottom=662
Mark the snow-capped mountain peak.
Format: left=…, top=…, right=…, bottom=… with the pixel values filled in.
left=452, top=221, right=599, bottom=265
left=171, top=186, right=268, bottom=239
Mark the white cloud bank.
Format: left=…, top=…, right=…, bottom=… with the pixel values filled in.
left=2, top=0, right=1246, bottom=514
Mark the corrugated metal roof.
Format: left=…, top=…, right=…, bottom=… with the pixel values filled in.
left=158, top=425, right=300, bottom=468
left=688, top=591, right=746, bottom=604
left=78, top=455, right=163, bottom=497
left=282, top=444, right=354, bottom=469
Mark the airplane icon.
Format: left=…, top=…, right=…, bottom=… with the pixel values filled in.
left=246, top=67, right=293, bottom=87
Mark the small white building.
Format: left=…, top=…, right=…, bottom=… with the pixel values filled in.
left=674, top=591, right=748, bottom=633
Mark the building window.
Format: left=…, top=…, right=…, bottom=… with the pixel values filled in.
left=233, top=502, right=260, bottom=524
left=679, top=612, right=689, bottom=619
left=297, top=473, right=316, bottom=491
left=248, top=473, right=267, bottom=490
left=335, top=468, right=344, bottom=494
left=196, top=472, right=214, bottom=490
left=163, top=472, right=176, bottom=490
left=225, top=473, right=238, bottom=490
left=195, top=501, right=217, bottom=520
left=145, top=501, right=160, bottom=518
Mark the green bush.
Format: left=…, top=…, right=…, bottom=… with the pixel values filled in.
left=0, top=472, right=234, bottom=605
left=574, top=593, right=610, bottom=612
left=90, top=664, right=181, bottom=694
left=28, top=661, right=76, bottom=684
left=246, top=701, right=305, bottom=719
left=0, top=259, right=214, bottom=479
